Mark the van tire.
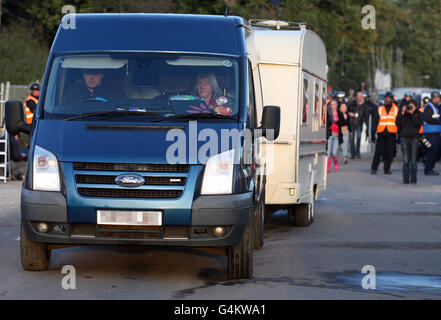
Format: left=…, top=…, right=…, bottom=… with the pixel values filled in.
left=264, top=205, right=275, bottom=223
left=20, top=223, right=51, bottom=271
left=293, top=202, right=313, bottom=227
left=253, top=197, right=264, bottom=249
left=227, top=211, right=253, bottom=280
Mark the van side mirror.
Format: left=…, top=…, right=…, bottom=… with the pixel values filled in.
left=260, top=105, right=280, bottom=141
left=5, top=101, right=31, bottom=135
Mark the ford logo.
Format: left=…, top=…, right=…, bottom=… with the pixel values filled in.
left=115, top=174, right=145, bottom=188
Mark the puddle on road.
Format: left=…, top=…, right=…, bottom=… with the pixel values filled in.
left=335, top=272, right=441, bottom=296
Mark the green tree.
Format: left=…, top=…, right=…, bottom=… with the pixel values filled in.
left=0, top=23, right=49, bottom=83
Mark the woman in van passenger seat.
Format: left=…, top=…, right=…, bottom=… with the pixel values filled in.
left=187, top=72, right=233, bottom=115
left=327, top=100, right=344, bottom=173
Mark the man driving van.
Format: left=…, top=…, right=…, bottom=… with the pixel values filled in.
left=64, top=69, right=122, bottom=103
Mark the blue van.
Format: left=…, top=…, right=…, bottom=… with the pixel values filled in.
left=5, top=14, right=280, bottom=279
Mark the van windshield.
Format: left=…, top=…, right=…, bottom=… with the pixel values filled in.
left=44, top=53, right=239, bottom=121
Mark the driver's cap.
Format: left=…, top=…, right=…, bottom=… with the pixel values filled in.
left=82, top=69, right=103, bottom=75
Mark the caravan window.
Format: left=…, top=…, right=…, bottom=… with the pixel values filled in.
left=302, top=77, right=309, bottom=124
left=314, top=82, right=320, bottom=114
left=321, top=85, right=327, bottom=126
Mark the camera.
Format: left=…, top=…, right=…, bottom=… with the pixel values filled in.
left=420, top=136, right=432, bottom=148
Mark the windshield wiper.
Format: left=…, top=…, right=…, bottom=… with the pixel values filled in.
left=150, top=113, right=236, bottom=122
left=63, top=110, right=160, bottom=121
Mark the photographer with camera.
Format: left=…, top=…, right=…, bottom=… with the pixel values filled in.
left=422, top=91, right=441, bottom=176
left=396, top=100, right=423, bottom=184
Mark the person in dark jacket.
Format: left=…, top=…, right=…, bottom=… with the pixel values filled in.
left=339, top=102, right=352, bottom=164
left=399, top=92, right=414, bottom=110
left=327, top=100, right=344, bottom=172
left=422, top=91, right=441, bottom=175
left=9, top=134, right=28, bottom=180
left=396, top=100, right=423, bottom=183
left=348, top=91, right=370, bottom=158
left=64, top=69, right=123, bottom=103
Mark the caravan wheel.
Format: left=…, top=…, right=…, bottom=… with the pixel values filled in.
left=293, top=201, right=314, bottom=227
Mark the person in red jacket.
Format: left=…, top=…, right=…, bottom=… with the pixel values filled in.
left=326, top=100, right=344, bottom=172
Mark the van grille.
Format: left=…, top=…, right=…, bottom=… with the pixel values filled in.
left=71, top=225, right=189, bottom=240
left=73, top=162, right=188, bottom=199
left=78, top=188, right=182, bottom=199
left=75, top=174, right=186, bottom=186
left=97, top=225, right=161, bottom=239
left=73, top=162, right=189, bottom=173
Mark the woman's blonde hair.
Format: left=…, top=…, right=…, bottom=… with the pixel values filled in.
left=194, top=72, right=221, bottom=98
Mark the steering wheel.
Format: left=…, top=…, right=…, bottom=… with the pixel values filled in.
left=79, top=96, right=109, bottom=104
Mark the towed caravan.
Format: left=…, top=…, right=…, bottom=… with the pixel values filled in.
left=247, top=21, right=328, bottom=226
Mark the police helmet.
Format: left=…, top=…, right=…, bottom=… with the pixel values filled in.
left=404, top=92, right=413, bottom=98
left=430, top=91, right=440, bottom=100
left=384, top=91, right=394, bottom=98
left=30, top=83, right=41, bottom=91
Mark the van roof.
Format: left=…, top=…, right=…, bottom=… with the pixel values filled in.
left=247, top=29, right=327, bottom=80
left=53, top=13, right=246, bottom=56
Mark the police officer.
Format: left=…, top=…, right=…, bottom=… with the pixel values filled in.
left=371, top=91, right=399, bottom=174
left=422, top=91, right=441, bottom=176
left=24, top=83, right=40, bottom=124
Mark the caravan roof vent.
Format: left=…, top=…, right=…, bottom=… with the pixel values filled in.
left=249, top=19, right=307, bottom=30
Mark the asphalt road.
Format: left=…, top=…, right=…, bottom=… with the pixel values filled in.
left=1, top=155, right=441, bottom=300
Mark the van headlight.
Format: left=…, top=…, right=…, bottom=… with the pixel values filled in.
left=33, top=145, right=60, bottom=191
left=201, top=149, right=235, bottom=195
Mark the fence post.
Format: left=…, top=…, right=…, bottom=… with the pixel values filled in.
left=0, top=82, right=11, bottom=183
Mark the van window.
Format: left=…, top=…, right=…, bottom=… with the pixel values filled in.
left=44, top=53, right=239, bottom=120
left=247, top=61, right=257, bottom=128
left=321, top=85, right=327, bottom=126
left=302, top=77, right=309, bottom=124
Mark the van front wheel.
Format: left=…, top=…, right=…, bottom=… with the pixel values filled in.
left=20, top=223, right=51, bottom=271
left=253, top=197, right=264, bottom=249
left=227, top=211, right=253, bottom=280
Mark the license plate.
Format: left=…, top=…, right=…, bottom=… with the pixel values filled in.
left=97, top=210, right=162, bottom=226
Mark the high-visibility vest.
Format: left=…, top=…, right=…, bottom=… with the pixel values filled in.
left=423, top=102, right=441, bottom=133
left=377, top=104, right=398, bottom=133
left=24, top=95, right=38, bottom=124
left=419, top=105, right=425, bottom=134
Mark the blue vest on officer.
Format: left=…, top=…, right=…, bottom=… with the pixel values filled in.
left=423, top=102, right=441, bottom=133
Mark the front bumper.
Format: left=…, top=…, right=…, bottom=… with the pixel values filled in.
left=21, top=188, right=252, bottom=247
